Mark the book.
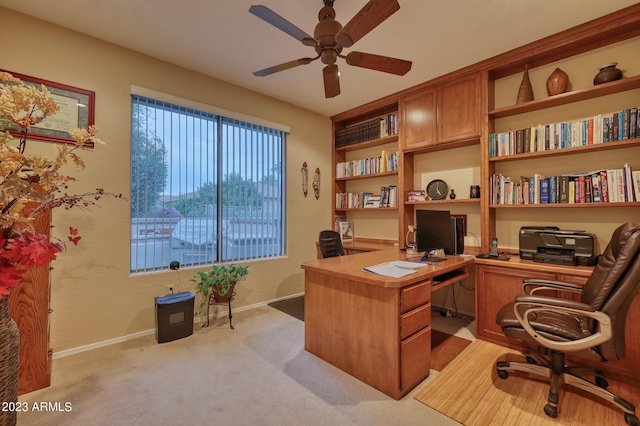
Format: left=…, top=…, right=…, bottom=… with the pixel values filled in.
left=539, top=178, right=550, bottom=204
left=407, top=190, right=426, bottom=202
left=632, top=170, right=640, bottom=202
left=338, top=221, right=354, bottom=242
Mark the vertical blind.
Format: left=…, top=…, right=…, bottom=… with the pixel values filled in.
left=130, top=95, right=285, bottom=273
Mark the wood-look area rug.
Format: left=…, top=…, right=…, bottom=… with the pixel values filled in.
left=414, top=339, right=640, bottom=426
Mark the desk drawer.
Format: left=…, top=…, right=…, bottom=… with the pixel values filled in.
left=401, top=281, right=431, bottom=313
left=401, top=303, right=431, bottom=339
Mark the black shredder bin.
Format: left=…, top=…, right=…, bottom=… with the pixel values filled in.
left=155, top=292, right=195, bottom=343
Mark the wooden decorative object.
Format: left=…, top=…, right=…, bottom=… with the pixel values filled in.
left=313, top=168, right=320, bottom=199
left=516, top=65, right=534, bottom=104
left=546, top=68, right=569, bottom=96
left=301, top=162, right=308, bottom=197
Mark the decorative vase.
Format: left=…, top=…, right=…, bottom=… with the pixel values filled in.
left=0, top=295, right=20, bottom=426
left=516, top=65, right=534, bottom=104
left=593, top=62, right=623, bottom=85
left=546, top=68, right=569, bottom=96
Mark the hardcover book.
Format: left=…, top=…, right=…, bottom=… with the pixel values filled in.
left=338, top=221, right=354, bottom=242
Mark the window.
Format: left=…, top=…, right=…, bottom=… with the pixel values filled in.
left=130, top=93, right=286, bottom=273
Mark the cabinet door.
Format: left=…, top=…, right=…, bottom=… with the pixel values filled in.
left=475, top=265, right=556, bottom=344
left=400, top=88, right=436, bottom=149
left=436, top=72, right=481, bottom=144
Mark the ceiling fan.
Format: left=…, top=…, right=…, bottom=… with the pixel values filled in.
left=249, top=0, right=412, bottom=98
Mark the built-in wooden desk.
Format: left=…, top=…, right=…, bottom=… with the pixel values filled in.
left=301, top=249, right=473, bottom=399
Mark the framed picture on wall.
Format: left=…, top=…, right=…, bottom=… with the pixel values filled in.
left=2, top=70, right=96, bottom=146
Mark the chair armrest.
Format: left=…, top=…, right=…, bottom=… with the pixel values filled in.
left=513, top=295, right=612, bottom=352
left=522, top=279, right=584, bottom=296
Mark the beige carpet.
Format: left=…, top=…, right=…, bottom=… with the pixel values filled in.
left=414, top=339, right=639, bottom=426
left=17, top=306, right=464, bottom=426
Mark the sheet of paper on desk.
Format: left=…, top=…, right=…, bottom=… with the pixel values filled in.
left=387, top=261, right=428, bottom=269
left=362, top=262, right=419, bottom=278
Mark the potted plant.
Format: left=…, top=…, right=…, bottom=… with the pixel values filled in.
left=192, top=263, right=251, bottom=311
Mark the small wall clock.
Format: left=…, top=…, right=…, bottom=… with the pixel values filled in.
left=426, top=179, right=448, bottom=200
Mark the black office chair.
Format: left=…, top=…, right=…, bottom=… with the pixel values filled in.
left=318, top=230, right=344, bottom=258
left=496, top=223, right=640, bottom=425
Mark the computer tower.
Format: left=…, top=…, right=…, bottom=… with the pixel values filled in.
left=155, top=292, right=195, bottom=343
left=448, top=217, right=465, bottom=255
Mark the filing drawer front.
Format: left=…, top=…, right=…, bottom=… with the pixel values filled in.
left=401, top=326, right=431, bottom=391
left=401, top=280, right=431, bottom=313
left=401, top=303, right=431, bottom=339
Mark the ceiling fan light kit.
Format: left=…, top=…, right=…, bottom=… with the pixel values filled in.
left=249, top=0, right=412, bottom=98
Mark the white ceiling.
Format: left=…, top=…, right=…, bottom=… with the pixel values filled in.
left=1, top=0, right=637, bottom=117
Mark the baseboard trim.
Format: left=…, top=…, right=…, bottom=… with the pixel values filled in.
left=53, top=292, right=305, bottom=359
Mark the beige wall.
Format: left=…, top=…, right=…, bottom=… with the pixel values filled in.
left=1, top=8, right=332, bottom=352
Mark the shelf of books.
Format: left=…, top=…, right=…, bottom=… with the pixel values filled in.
left=335, top=150, right=399, bottom=180
left=335, top=112, right=399, bottom=149
left=488, top=107, right=640, bottom=160
left=489, top=163, right=640, bottom=207
left=336, top=185, right=398, bottom=210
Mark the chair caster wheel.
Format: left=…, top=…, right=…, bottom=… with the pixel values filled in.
left=497, top=369, right=508, bottom=380
left=544, top=404, right=558, bottom=418
left=625, top=413, right=640, bottom=426
left=595, top=375, right=609, bottom=388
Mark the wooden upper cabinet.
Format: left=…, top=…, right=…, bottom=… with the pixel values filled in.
left=436, top=72, right=481, bottom=144
left=399, top=88, right=436, bottom=150
left=400, top=71, right=481, bottom=151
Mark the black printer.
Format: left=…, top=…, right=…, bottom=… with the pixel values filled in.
left=519, top=226, right=599, bottom=266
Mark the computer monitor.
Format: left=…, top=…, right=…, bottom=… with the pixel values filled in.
left=415, top=209, right=451, bottom=262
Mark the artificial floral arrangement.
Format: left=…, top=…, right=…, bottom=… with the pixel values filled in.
left=0, top=71, right=122, bottom=298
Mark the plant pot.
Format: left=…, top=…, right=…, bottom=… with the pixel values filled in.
left=211, top=281, right=237, bottom=303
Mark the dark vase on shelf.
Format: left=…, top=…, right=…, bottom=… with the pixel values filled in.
left=516, top=65, right=534, bottom=104
left=594, top=62, right=623, bottom=85
left=546, top=68, right=569, bottom=96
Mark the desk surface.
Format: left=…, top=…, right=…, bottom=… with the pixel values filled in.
left=301, top=248, right=474, bottom=288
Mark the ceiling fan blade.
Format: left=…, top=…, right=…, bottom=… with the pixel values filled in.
left=323, top=64, right=340, bottom=98
left=345, top=51, right=412, bottom=76
left=249, top=5, right=316, bottom=47
left=335, top=0, right=400, bottom=48
left=253, top=57, right=316, bottom=77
